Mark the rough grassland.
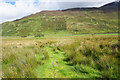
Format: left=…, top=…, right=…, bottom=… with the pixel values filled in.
left=2, top=9, right=118, bottom=36
left=2, top=35, right=119, bottom=78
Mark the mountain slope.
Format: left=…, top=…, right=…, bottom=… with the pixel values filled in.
left=100, top=2, right=119, bottom=9
left=2, top=2, right=119, bottom=36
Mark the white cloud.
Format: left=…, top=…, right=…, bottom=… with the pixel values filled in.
left=34, top=0, right=116, bottom=2
left=0, top=0, right=40, bottom=24
left=0, top=0, right=116, bottom=24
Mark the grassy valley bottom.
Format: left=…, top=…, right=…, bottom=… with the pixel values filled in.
left=2, top=35, right=119, bottom=78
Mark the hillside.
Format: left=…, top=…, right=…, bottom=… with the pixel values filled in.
left=2, top=2, right=119, bottom=36
left=100, top=1, right=119, bottom=11
left=2, top=1, right=119, bottom=78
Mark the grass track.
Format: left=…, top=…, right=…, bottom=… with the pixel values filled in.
left=2, top=35, right=118, bottom=78
left=35, top=45, right=101, bottom=78
left=35, top=45, right=76, bottom=78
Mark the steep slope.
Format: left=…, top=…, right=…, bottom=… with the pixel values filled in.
left=100, top=1, right=119, bottom=11
left=2, top=2, right=119, bottom=36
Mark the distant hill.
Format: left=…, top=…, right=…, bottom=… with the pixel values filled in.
left=63, top=1, right=119, bottom=11
left=2, top=2, right=119, bottom=36
left=100, top=1, right=119, bottom=11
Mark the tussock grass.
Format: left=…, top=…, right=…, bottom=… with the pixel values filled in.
left=2, top=46, right=38, bottom=78
left=58, top=36, right=119, bottom=78
left=2, top=35, right=119, bottom=78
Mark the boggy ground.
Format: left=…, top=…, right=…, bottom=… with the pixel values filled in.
left=2, top=35, right=119, bottom=78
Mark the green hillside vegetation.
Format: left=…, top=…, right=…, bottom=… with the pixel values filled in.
left=1, top=3, right=119, bottom=78
left=2, top=9, right=118, bottom=36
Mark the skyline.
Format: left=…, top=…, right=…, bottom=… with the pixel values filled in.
left=0, top=0, right=117, bottom=24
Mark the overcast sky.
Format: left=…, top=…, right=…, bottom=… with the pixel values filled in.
left=0, top=0, right=117, bottom=24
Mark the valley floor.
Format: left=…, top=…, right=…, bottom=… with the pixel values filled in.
left=2, top=34, right=119, bottom=78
